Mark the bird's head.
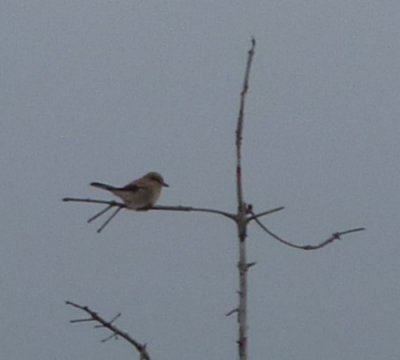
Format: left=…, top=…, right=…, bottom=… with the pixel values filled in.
left=146, top=172, right=169, bottom=187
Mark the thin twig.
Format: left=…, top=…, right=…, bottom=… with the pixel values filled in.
left=70, top=317, right=94, bottom=323
left=251, top=210, right=365, bottom=250
left=226, top=308, right=239, bottom=317
left=101, top=332, right=118, bottom=343
left=66, top=301, right=152, bottom=360
left=246, top=206, right=285, bottom=223
left=63, top=198, right=125, bottom=207
left=87, top=204, right=114, bottom=223
left=97, top=207, right=123, bottom=233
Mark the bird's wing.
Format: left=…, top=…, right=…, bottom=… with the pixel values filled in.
left=119, top=183, right=141, bottom=192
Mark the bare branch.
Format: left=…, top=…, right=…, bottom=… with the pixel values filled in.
left=101, top=332, right=118, bottom=343
left=146, top=205, right=236, bottom=220
left=70, top=317, right=95, bottom=324
left=235, top=37, right=256, bottom=212
left=66, top=301, right=152, bottom=360
left=87, top=204, right=115, bottom=223
left=63, top=197, right=236, bottom=221
left=246, top=206, right=285, bottom=223
left=96, top=207, right=123, bottom=233
left=251, top=211, right=365, bottom=250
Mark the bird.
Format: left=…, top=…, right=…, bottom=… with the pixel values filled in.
left=90, top=171, right=169, bottom=209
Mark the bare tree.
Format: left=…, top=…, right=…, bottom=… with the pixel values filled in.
left=64, top=38, right=364, bottom=360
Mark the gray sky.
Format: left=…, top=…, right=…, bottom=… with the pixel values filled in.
left=1, top=1, right=399, bottom=359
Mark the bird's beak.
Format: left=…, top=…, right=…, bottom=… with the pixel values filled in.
left=162, top=182, right=169, bottom=187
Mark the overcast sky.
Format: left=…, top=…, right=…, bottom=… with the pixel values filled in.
left=1, top=1, right=399, bottom=359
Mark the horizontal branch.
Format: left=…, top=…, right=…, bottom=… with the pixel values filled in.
left=63, top=197, right=236, bottom=221
left=66, top=301, right=151, bottom=360
left=251, top=212, right=365, bottom=250
left=148, top=205, right=236, bottom=220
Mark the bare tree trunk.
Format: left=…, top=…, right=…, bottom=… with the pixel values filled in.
left=237, top=216, right=248, bottom=360
left=235, top=38, right=256, bottom=360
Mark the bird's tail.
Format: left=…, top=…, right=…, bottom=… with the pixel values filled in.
left=90, top=182, right=116, bottom=191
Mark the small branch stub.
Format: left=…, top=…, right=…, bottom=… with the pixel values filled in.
left=226, top=308, right=239, bottom=317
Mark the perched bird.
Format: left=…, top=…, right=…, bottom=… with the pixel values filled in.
left=90, top=171, right=169, bottom=209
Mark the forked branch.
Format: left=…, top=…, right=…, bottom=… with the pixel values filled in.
left=66, top=301, right=151, bottom=360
